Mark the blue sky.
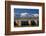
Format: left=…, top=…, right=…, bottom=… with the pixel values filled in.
left=14, top=8, right=39, bottom=14
left=14, top=8, right=39, bottom=18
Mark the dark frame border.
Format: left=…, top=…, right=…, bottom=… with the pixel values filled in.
left=5, top=1, right=45, bottom=35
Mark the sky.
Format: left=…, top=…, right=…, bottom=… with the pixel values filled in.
left=14, top=8, right=39, bottom=18
left=14, top=8, right=39, bottom=14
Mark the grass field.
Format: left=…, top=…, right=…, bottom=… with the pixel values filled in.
left=15, top=18, right=36, bottom=20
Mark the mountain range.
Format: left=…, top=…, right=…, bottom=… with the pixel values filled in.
left=14, top=12, right=39, bottom=18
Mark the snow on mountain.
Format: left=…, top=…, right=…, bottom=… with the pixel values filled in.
left=20, top=12, right=29, bottom=18
left=32, top=14, right=39, bottom=17
left=14, top=12, right=39, bottom=18
left=20, top=12, right=39, bottom=18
